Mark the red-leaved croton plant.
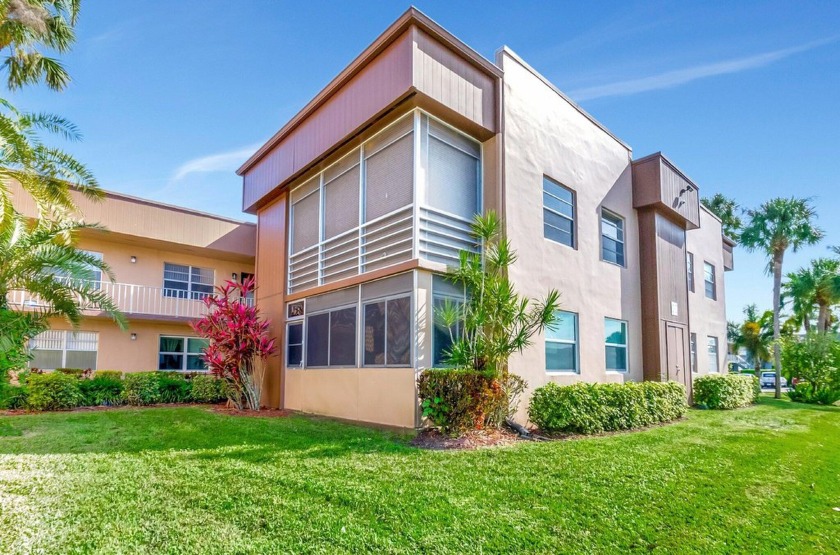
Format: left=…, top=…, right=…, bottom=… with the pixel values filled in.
left=192, top=278, right=275, bottom=410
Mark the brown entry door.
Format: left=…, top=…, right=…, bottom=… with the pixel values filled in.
left=665, top=324, right=689, bottom=390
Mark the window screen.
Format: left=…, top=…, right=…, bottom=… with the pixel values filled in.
left=364, top=133, right=413, bottom=221
left=426, top=124, right=479, bottom=220
left=324, top=162, right=360, bottom=240
left=30, top=330, right=98, bottom=370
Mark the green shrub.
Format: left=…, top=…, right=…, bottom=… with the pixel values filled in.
left=79, top=376, right=124, bottom=406
left=788, top=382, right=840, bottom=405
left=418, top=369, right=519, bottom=434
left=156, top=372, right=192, bottom=403
left=190, top=375, right=224, bottom=403
left=0, top=385, right=28, bottom=409
left=55, top=368, right=91, bottom=379
left=781, top=333, right=840, bottom=405
left=121, top=372, right=160, bottom=406
left=528, top=381, right=687, bottom=434
left=25, top=372, right=83, bottom=411
left=693, top=374, right=759, bottom=409
left=94, top=370, right=123, bottom=380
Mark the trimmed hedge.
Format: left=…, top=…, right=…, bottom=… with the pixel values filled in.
left=693, top=374, right=759, bottom=410
left=417, top=369, right=524, bottom=435
left=93, top=370, right=123, bottom=380
left=528, top=381, right=687, bottom=434
left=25, top=372, right=84, bottom=411
left=55, top=368, right=91, bottom=379
left=79, top=375, right=124, bottom=406
left=156, top=372, right=192, bottom=403
left=191, top=374, right=225, bottom=403
left=121, top=372, right=161, bottom=406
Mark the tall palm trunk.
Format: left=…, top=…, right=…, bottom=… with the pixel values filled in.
left=817, top=304, right=829, bottom=333
left=772, top=250, right=784, bottom=399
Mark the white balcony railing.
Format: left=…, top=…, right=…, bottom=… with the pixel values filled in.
left=287, top=204, right=478, bottom=294
left=6, top=280, right=255, bottom=320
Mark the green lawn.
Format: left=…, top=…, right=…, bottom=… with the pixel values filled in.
left=0, top=398, right=837, bottom=554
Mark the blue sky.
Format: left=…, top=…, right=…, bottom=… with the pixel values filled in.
left=11, top=1, right=840, bottom=319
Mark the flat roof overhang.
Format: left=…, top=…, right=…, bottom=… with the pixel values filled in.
left=237, top=7, right=502, bottom=214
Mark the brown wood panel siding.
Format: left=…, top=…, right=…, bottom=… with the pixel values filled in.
left=256, top=194, right=287, bottom=301
left=632, top=154, right=700, bottom=229
left=242, top=31, right=415, bottom=211
left=655, top=213, right=689, bottom=326
left=659, top=162, right=700, bottom=228
left=255, top=193, right=288, bottom=409
left=413, top=28, right=496, bottom=133
left=723, top=240, right=735, bottom=271
left=637, top=209, right=662, bottom=382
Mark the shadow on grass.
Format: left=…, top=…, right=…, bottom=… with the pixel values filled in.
left=0, top=406, right=417, bottom=459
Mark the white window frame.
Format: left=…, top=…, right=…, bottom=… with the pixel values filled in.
left=361, top=293, right=412, bottom=368
left=158, top=335, right=209, bottom=372
left=600, top=209, right=626, bottom=267
left=286, top=321, right=304, bottom=369
left=29, top=330, right=98, bottom=370
left=542, top=177, right=576, bottom=249
left=690, top=333, right=698, bottom=373
left=163, top=262, right=215, bottom=300
left=704, top=262, right=717, bottom=300
left=687, top=252, right=695, bottom=293
left=707, top=336, right=719, bottom=373
left=604, top=318, right=629, bottom=373
left=546, top=310, right=579, bottom=374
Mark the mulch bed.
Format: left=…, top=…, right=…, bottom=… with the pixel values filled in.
left=411, top=427, right=523, bottom=450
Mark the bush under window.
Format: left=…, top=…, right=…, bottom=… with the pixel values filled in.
left=528, top=381, right=687, bottom=434
left=418, top=369, right=525, bottom=435
left=190, top=375, right=225, bottom=403
left=121, top=372, right=160, bottom=406
left=693, top=374, right=759, bottom=410
left=25, top=372, right=83, bottom=411
left=79, top=375, right=124, bottom=406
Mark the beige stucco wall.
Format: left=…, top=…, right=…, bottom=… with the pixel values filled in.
left=43, top=317, right=197, bottom=372
left=687, top=207, right=728, bottom=375
left=497, top=49, right=644, bottom=420
left=284, top=368, right=417, bottom=428
left=74, top=235, right=254, bottom=292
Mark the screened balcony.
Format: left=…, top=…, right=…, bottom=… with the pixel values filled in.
left=287, top=109, right=481, bottom=294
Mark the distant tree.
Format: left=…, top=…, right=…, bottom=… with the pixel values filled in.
left=0, top=0, right=79, bottom=91
left=740, top=197, right=824, bottom=398
left=784, top=258, right=840, bottom=334
left=702, top=193, right=742, bottom=241
left=731, top=304, right=774, bottom=373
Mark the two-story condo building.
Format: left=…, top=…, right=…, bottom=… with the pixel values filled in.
left=9, top=182, right=256, bottom=373
left=230, top=8, right=733, bottom=428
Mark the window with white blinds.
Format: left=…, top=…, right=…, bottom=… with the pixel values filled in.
left=29, top=330, right=98, bottom=370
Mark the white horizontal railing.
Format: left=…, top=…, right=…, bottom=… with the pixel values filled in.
left=288, top=205, right=414, bottom=294
left=6, top=279, right=255, bottom=320
left=418, top=207, right=477, bottom=267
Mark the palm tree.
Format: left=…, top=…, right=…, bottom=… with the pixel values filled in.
left=731, top=305, right=773, bottom=373
left=702, top=193, right=743, bottom=241
left=0, top=99, right=101, bottom=227
left=740, top=197, right=824, bottom=398
left=0, top=0, right=79, bottom=91
left=784, top=258, right=840, bottom=334
left=0, top=214, right=125, bottom=328
left=782, top=267, right=817, bottom=333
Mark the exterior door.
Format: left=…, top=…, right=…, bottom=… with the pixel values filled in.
left=665, top=323, right=690, bottom=392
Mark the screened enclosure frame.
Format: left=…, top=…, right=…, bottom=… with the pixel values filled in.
left=287, top=108, right=483, bottom=295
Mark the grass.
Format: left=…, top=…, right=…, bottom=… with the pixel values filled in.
left=0, top=398, right=837, bottom=554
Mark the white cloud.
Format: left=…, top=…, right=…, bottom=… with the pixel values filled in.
left=569, top=37, right=838, bottom=101
left=171, top=144, right=261, bottom=181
